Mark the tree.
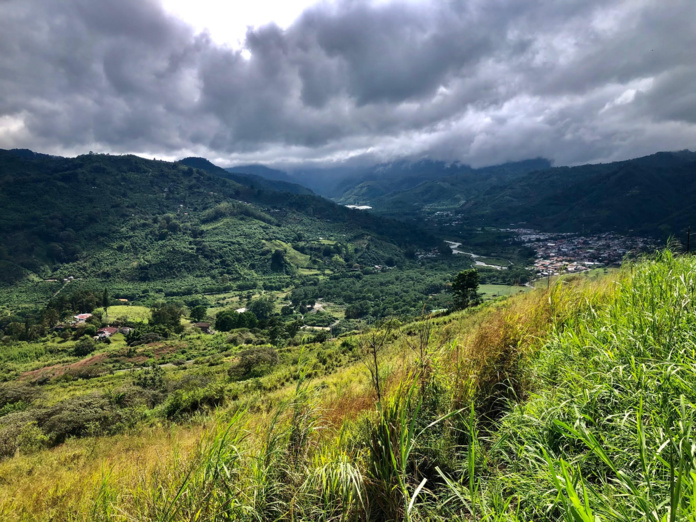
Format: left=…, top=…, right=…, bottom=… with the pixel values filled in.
left=74, top=337, right=96, bottom=357
left=102, top=288, right=109, bottom=322
left=248, top=297, right=274, bottom=321
left=229, top=348, right=279, bottom=379
left=271, top=249, right=287, bottom=272
left=215, top=310, right=239, bottom=332
left=215, top=310, right=258, bottom=332
left=190, top=304, right=208, bottom=322
left=451, top=269, right=480, bottom=310
left=150, top=302, right=184, bottom=332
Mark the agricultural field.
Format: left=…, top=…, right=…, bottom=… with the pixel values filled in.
left=94, top=305, right=151, bottom=323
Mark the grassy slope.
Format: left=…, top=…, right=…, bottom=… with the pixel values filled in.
left=1, top=253, right=695, bottom=519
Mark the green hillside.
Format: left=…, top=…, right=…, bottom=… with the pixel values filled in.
left=369, top=150, right=696, bottom=235
left=0, top=150, right=438, bottom=307
left=180, top=157, right=314, bottom=195
left=0, top=251, right=694, bottom=520
left=332, top=159, right=551, bottom=207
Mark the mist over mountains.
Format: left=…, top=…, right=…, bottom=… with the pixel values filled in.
left=226, top=150, right=696, bottom=235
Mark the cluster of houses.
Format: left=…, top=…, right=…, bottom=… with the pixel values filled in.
left=95, top=326, right=133, bottom=340
left=425, top=210, right=463, bottom=228
left=54, top=313, right=133, bottom=340
left=415, top=247, right=441, bottom=260
left=506, top=229, right=654, bottom=276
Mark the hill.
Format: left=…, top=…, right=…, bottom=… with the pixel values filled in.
left=287, top=158, right=550, bottom=202
left=0, top=252, right=693, bottom=519
left=368, top=150, right=696, bottom=235
left=0, top=150, right=438, bottom=306
left=462, top=150, right=696, bottom=234
left=368, top=158, right=552, bottom=216
left=225, top=164, right=297, bottom=184
left=179, top=157, right=314, bottom=195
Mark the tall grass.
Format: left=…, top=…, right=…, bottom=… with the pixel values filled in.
left=6, top=251, right=696, bottom=520
left=486, top=251, right=696, bottom=519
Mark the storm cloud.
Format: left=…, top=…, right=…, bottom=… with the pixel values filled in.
left=1, top=0, right=695, bottom=167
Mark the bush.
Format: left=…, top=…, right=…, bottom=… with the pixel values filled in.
left=16, top=421, right=49, bottom=454
left=73, top=337, right=96, bottom=357
left=39, top=394, right=124, bottom=444
left=0, top=412, right=38, bottom=457
left=133, top=364, right=165, bottom=390
left=127, top=331, right=163, bottom=346
left=163, top=383, right=225, bottom=419
left=303, top=311, right=337, bottom=327
left=0, top=383, right=40, bottom=409
left=58, top=366, right=107, bottom=381
left=228, top=347, right=279, bottom=380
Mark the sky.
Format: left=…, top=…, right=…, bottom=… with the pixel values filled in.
left=0, top=0, right=695, bottom=169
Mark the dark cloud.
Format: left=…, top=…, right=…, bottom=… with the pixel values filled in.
left=0, top=0, right=695, bottom=167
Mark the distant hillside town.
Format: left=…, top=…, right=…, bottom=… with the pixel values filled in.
left=506, top=229, right=656, bottom=276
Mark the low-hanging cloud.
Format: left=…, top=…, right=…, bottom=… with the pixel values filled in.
left=0, top=0, right=695, bottom=167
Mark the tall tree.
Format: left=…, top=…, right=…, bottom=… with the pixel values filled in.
left=102, top=288, right=109, bottom=322
left=451, top=269, right=480, bottom=310
left=190, top=304, right=208, bottom=322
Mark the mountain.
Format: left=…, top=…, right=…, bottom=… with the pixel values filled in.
left=350, top=151, right=696, bottom=236
left=334, top=159, right=478, bottom=204
left=225, top=164, right=296, bottom=184
left=180, top=157, right=314, bottom=195
left=289, top=159, right=482, bottom=200
left=457, top=150, right=696, bottom=234
left=369, top=159, right=552, bottom=216
left=283, top=158, right=551, bottom=204
left=0, top=150, right=436, bottom=302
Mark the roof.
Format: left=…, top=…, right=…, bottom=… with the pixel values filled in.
left=98, top=327, right=118, bottom=335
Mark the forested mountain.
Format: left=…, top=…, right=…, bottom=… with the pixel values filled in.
left=180, top=157, right=313, bottom=195
left=0, top=150, right=436, bottom=300
left=455, top=151, right=696, bottom=234
left=366, top=158, right=552, bottom=215
left=225, top=164, right=297, bottom=185
left=347, top=151, right=696, bottom=235
left=288, top=159, right=551, bottom=201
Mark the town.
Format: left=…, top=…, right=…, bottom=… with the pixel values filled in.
left=506, top=229, right=656, bottom=276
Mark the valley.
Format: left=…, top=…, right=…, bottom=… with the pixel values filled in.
left=0, top=147, right=688, bottom=521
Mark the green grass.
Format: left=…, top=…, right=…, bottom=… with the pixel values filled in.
left=478, top=284, right=529, bottom=299
left=263, top=240, right=312, bottom=268
left=3, top=252, right=695, bottom=520
left=297, top=268, right=324, bottom=276
left=96, top=305, right=151, bottom=323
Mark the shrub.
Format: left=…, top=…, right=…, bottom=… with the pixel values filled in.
left=163, top=383, right=225, bottom=419
left=127, top=331, right=163, bottom=346
left=0, top=412, right=38, bottom=458
left=16, top=421, right=49, bottom=454
left=73, top=337, right=96, bottom=357
left=228, top=347, right=279, bottom=380
left=0, top=383, right=39, bottom=409
left=39, top=394, right=123, bottom=444
left=133, top=364, right=166, bottom=390
left=58, top=366, right=107, bottom=381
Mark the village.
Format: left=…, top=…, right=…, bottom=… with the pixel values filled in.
left=505, top=229, right=655, bottom=276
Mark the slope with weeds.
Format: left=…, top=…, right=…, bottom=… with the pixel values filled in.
left=5, top=253, right=696, bottom=520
